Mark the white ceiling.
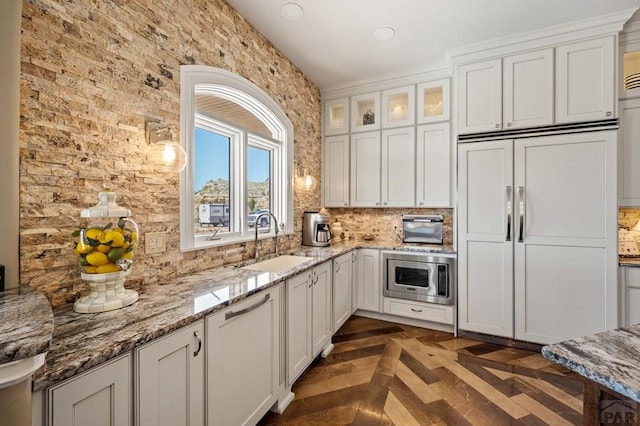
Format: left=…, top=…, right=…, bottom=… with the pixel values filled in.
left=225, top=0, right=640, bottom=92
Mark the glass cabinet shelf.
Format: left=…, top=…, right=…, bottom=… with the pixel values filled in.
left=324, top=97, right=349, bottom=135
left=417, top=79, right=450, bottom=124
left=382, top=85, right=415, bottom=128
left=351, top=92, right=380, bottom=132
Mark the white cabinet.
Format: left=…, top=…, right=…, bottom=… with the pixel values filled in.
left=351, top=92, right=380, bottom=132
left=417, top=79, right=450, bottom=124
left=287, top=262, right=332, bottom=384
left=457, top=49, right=554, bottom=134
left=458, top=131, right=618, bottom=344
left=324, top=97, right=349, bottom=136
left=135, top=321, right=204, bottom=426
left=620, top=267, right=640, bottom=326
left=619, top=98, right=640, bottom=206
left=356, top=249, right=381, bottom=312
left=323, top=134, right=350, bottom=207
left=457, top=59, right=502, bottom=134
left=381, top=127, right=415, bottom=207
left=207, top=285, right=282, bottom=426
left=350, top=131, right=381, bottom=207
left=333, top=252, right=355, bottom=332
left=556, top=37, right=615, bottom=123
left=383, top=298, right=454, bottom=325
left=48, top=354, right=131, bottom=426
left=416, top=123, right=451, bottom=207
left=382, top=85, right=415, bottom=128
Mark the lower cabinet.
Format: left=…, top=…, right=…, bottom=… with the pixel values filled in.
left=333, top=252, right=355, bottom=333
left=206, top=284, right=282, bottom=426
left=135, top=320, right=205, bottom=426
left=620, top=266, right=640, bottom=327
left=287, top=261, right=332, bottom=384
left=383, top=298, right=453, bottom=325
left=356, top=249, right=381, bottom=312
left=47, top=353, right=131, bottom=426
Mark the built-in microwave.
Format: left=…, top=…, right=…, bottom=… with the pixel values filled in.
left=382, top=251, right=455, bottom=305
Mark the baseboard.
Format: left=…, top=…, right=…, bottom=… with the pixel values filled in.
left=352, top=310, right=455, bottom=333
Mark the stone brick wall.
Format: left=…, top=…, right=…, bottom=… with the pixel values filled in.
left=19, top=0, right=322, bottom=307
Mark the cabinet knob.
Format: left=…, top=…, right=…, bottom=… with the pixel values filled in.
left=375, top=202, right=380, bottom=206
left=606, top=111, right=612, bottom=117
left=418, top=201, right=424, bottom=206
left=495, top=123, right=500, bottom=129
left=343, top=203, right=348, bottom=206
left=507, top=122, right=512, bottom=127
left=383, top=202, right=388, bottom=205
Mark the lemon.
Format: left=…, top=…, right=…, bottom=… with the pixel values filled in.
left=96, top=244, right=111, bottom=253
left=121, top=251, right=134, bottom=260
left=75, top=241, right=93, bottom=254
left=86, top=251, right=109, bottom=266
left=96, top=263, right=121, bottom=274
left=104, top=230, right=125, bottom=247
left=85, top=228, right=104, bottom=241
left=84, top=265, right=99, bottom=274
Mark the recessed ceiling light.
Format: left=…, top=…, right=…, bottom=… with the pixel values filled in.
left=282, top=3, right=304, bottom=20
left=374, top=27, right=395, bottom=41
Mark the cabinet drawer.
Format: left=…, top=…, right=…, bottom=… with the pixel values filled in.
left=383, top=298, right=453, bottom=325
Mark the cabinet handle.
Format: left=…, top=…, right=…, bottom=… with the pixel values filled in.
left=410, top=308, right=423, bottom=313
left=606, top=111, right=612, bottom=117
left=375, top=202, right=380, bottom=206
left=343, top=203, right=348, bottom=206
left=517, top=186, right=525, bottom=243
left=225, top=293, right=271, bottom=320
left=495, top=123, right=500, bottom=129
left=505, top=186, right=512, bottom=242
left=418, top=201, right=424, bottom=206
left=313, top=271, right=318, bottom=285
left=193, top=331, right=202, bottom=357
left=507, top=122, right=512, bottom=127
left=335, top=262, right=341, bottom=273
left=352, top=252, right=356, bottom=263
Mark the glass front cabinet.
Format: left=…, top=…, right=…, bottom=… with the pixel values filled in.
left=417, top=79, right=450, bottom=124
left=351, top=92, right=381, bottom=132
left=324, top=97, right=350, bottom=136
left=382, top=85, right=415, bottom=128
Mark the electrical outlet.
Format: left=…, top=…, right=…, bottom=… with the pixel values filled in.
left=145, top=232, right=167, bottom=254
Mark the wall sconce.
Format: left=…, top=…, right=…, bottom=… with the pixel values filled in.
left=295, top=164, right=316, bottom=191
left=146, top=121, right=187, bottom=173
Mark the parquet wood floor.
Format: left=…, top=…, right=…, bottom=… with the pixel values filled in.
left=259, top=315, right=583, bottom=425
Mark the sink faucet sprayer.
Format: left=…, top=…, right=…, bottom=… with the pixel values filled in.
left=254, top=212, right=279, bottom=260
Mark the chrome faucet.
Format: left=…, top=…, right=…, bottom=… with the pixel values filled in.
left=254, top=212, right=279, bottom=259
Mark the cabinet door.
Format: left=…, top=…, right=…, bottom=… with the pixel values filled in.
left=628, top=287, right=640, bottom=326
left=324, top=97, right=349, bottom=136
left=136, top=321, right=204, bottom=426
left=417, top=79, right=450, bottom=124
left=323, top=135, right=350, bottom=207
left=382, top=85, right=415, bottom=128
left=619, top=98, right=640, bottom=206
left=458, top=140, right=514, bottom=338
left=513, top=132, right=617, bottom=344
left=207, top=286, right=281, bottom=426
left=287, top=272, right=312, bottom=383
left=503, top=49, right=554, bottom=129
left=416, top=123, right=451, bottom=207
left=381, top=127, right=415, bottom=207
left=333, top=253, right=353, bottom=333
left=457, top=59, right=502, bottom=134
left=350, top=131, right=381, bottom=207
left=48, top=354, right=131, bottom=426
left=356, top=249, right=381, bottom=312
left=556, top=37, right=615, bottom=123
left=351, top=92, right=380, bottom=132
left=622, top=267, right=640, bottom=326
left=311, top=262, right=332, bottom=357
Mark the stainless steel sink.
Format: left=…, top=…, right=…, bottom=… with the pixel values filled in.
left=241, top=255, right=314, bottom=273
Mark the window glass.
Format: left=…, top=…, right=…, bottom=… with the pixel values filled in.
left=247, top=146, right=271, bottom=229
left=195, top=127, right=231, bottom=234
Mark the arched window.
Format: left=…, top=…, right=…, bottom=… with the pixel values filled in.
left=180, top=66, right=293, bottom=251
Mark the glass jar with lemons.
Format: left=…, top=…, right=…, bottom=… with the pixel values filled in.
left=72, top=191, right=139, bottom=313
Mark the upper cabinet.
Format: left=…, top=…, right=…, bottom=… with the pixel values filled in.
left=457, top=49, right=554, bottom=134
left=382, top=85, right=415, bottom=128
left=417, top=79, right=450, bottom=124
left=351, top=92, right=381, bottom=132
left=324, top=97, right=349, bottom=136
left=556, top=36, right=615, bottom=123
left=456, top=36, right=616, bottom=135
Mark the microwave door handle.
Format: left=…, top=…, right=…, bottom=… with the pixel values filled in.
left=505, top=186, right=512, bottom=242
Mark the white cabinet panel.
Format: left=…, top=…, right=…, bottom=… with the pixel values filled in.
left=136, top=321, right=204, bottom=426
left=503, top=49, right=554, bottom=129
left=383, top=298, right=454, bottom=325
left=323, top=135, right=350, bottom=207
left=207, top=286, right=281, bottom=426
left=356, top=249, right=381, bottom=312
left=48, top=354, right=131, bottom=426
left=382, top=85, right=415, bottom=128
left=556, top=37, right=615, bottom=123
left=628, top=286, right=640, bottom=326
left=351, top=92, right=380, bottom=132
left=381, top=127, right=415, bottom=207
left=457, top=59, right=502, bottom=134
left=311, top=262, right=332, bottom=357
left=416, top=123, right=451, bottom=207
left=287, top=271, right=312, bottom=382
left=619, top=98, right=640, bottom=206
left=620, top=267, right=640, bottom=327
left=417, top=79, right=450, bottom=124
left=324, top=97, right=349, bottom=136
left=333, top=252, right=354, bottom=333
left=350, top=131, right=381, bottom=207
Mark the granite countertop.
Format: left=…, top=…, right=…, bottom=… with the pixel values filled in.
left=0, top=286, right=53, bottom=364
left=620, top=257, right=640, bottom=268
left=542, top=325, right=640, bottom=402
left=27, top=240, right=455, bottom=391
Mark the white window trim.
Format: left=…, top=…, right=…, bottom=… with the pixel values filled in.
left=180, top=65, right=294, bottom=252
